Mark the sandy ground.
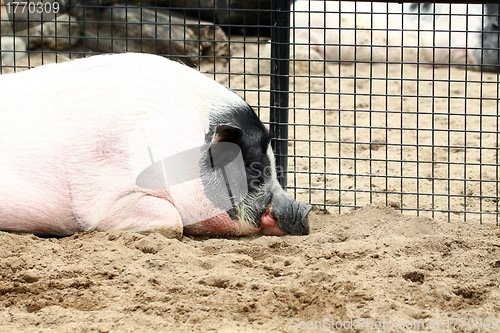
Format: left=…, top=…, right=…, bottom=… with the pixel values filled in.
left=1, top=37, right=500, bottom=331
left=1, top=206, right=499, bottom=332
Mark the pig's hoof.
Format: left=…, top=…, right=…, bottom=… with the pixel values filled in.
left=141, top=196, right=183, bottom=239
left=128, top=196, right=184, bottom=239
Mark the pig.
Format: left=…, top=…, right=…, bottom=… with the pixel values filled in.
left=0, top=53, right=311, bottom=238
left=291, top=1, right=500, bottom=71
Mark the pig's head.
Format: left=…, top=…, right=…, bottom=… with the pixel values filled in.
left=199, top=95, right=311, bottom=236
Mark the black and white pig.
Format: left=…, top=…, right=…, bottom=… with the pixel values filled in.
left=291, top=1, right=500, bottom=71
left=0, top=53, right=311, bottom=238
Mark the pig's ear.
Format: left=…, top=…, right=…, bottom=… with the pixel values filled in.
left=207, top=125, right=242, bottom=168
left=212, top=124, right=242, bottom=145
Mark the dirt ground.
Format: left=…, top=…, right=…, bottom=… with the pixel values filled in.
left=1, top=206, right=499, bottom=332
left=1, top=38, right=500, bottom=332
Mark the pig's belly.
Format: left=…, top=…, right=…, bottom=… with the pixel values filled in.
left=0, top=157, right=79, bottom=236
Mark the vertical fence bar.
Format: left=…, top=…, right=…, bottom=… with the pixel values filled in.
left=270, top=0, right=290, bottom=188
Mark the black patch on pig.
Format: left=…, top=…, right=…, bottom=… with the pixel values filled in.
left=199, top=100, right=273, bottom=224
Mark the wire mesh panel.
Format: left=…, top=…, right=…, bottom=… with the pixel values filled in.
left=0, top=0, right=275, bottom=69
left=287, top=1, right=500, bottom=225
left=1, top=0, right=500, bottom=225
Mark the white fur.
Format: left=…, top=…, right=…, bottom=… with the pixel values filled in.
left=0, top=53, right=248, bottom=235
left=267, top=144, right=283, bottom=194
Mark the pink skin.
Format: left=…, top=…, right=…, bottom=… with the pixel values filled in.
left=183, top=208, right=286, bottom=237
left=183, top=212, right=259, bottom=236
left=260, top=212, right=287, bottom=236
left=260, top=207, right=287, bottom=236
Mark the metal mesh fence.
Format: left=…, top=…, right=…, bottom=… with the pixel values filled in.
left=1, top=0, right=499, bottom=225
left=286, top=1, right=500, bottom=226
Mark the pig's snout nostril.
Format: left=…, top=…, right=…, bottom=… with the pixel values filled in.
left=290, top=201, right=311, bottom=235
left=270, top=194, right=311, bottom=235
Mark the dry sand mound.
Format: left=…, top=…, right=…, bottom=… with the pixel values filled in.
left=1, top=205, right=499, bottom=332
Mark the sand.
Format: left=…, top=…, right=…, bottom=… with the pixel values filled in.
left=1, top=38, right=500, bottom=332
left=1, top=206, right=499, bottom=332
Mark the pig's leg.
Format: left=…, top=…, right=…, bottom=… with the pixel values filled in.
left=96, top=195, right=184, bottom=239
left=134, top=196, right=184, bottom=239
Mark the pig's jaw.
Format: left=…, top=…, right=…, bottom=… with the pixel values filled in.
left=228, top=183, right=272, bottom=224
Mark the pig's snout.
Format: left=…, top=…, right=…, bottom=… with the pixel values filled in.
left=269, top=193, right=311, bottom=235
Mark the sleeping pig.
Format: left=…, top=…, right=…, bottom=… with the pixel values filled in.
left=0, top=53, right=311, bottom=238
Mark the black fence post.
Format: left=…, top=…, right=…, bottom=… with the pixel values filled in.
left=270, top=0, right=290, bottom=188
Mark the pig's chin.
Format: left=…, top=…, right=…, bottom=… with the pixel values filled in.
left=259, top=208, right=287, bottom=236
